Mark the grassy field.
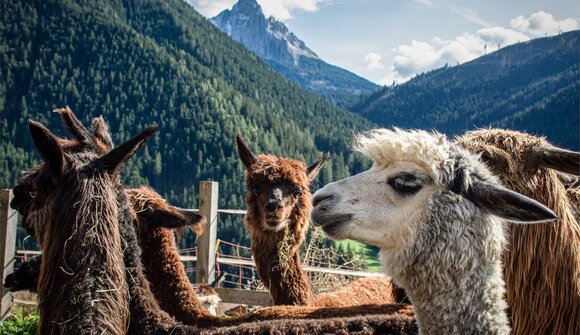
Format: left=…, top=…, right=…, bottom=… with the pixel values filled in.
left=334, top=240, right=382, bottom=272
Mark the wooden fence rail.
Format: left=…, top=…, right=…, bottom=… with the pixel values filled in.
left=0, top=182, right=383, bottom=319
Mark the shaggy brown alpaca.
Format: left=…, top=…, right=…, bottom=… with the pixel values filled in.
left=129, top=186, right=217, bottom=321
left=236, top=134, right=402, bottom=307
left=16, top=120, right=155, bottom=334
left=457, top=129, right=580, bottom=335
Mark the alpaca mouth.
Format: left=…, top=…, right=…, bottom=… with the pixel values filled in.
left=311, top=200, right=353, bottom=238
left=312, top=212, right=353, bottom=237
left=264, top=218, right=287, bottom=230
left=3, top=276, right=20, bottom=291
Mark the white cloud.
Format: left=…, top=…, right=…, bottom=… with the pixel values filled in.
left=187, top=0, right=328, bottom=21
left=377, top=11, right=576, bottom=85
left=363, top=52, right=385, bottom=70
left=187, top=0, right=236, bottom=17
left=260, top=0, right=327, bottom=21
left=511, top=11, right=578, bottom=37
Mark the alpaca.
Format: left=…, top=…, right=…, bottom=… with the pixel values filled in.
left=236, top=134, right=404, bottom=307
left=16, top=120, right=157, bottom=333
left=311, top=128, right=557, bottom=335
left=456, top=129, right=580, bottom=335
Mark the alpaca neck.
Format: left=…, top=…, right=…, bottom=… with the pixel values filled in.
left=251, top=222, right=314, bottom=306
left=408, top=262, right=510, bottom=335
left=383, top=251, right=509, bottom=335
left=39, top=180, right=129, bottom=334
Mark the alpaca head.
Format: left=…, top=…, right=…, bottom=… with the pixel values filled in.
left=16, top=119, right=156, bottom=248
left=3, top=256, right=41, bottom=292
left=236, top=134, right=326, bottom=232
left=12, top=119, right=154, bottom=333
left=127, top=186, right=206, bottom=235
left=311, top=128, right=557, bottom=257
left=11, top=109, right=205, bottom=239
left=457, top=128, right=580, bottom=200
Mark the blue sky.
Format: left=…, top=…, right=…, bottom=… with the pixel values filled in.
left=188, top=0, right=579, bottom=85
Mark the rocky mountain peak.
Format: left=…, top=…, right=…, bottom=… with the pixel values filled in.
left=211, top=0, right=318, bottom=65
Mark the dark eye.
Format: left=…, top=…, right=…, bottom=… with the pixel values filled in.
left=252, top=187, right=261, bottom=196
left=29, top=191, right=37, bottom=199
left=388, top=177, right=422, bottom=195
left=292, top=188, right=303, bottom=197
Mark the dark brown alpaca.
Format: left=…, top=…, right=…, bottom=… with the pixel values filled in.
left=236, top=135, right=402, bottom=307
left=17, top=120, right=156, bottom=334
left=457, top=129, right=580, bottom=335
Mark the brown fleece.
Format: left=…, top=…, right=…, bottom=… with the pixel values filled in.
left=458, top=129, right=580, bottom=335
left=244, top=154, right=400, bottom=307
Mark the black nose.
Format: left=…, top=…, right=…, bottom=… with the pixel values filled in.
left=265, top=201, right=281, bottom=211
left=313, top=193, right=334, bottom=208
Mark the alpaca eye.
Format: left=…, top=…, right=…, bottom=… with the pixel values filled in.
left=389, top=177, right=422, bottom=195
left=292, top=188, right=303, bottom=197
left=29, top=191, right=37, bottom=199
left=252, top=187, right=261, bottom=196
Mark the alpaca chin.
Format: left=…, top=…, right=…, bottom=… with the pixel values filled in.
left=262, top=218, right=288, bottom=232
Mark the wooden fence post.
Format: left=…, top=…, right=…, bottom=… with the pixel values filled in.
left=1, top=190, right=17, bottom=320
left=196, top=181, right=218, bottom=284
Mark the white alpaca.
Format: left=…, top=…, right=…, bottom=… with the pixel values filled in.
left=310, top=128, right=557, bottom=335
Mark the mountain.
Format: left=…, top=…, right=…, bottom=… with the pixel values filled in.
left=210, top=0, right=379, bottom=105
left=0, top=0, right=375, bottom=247
left=351, top=31, right=580, bottom=150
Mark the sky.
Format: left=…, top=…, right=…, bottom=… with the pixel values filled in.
left=187, top=0, right=579, bottom=85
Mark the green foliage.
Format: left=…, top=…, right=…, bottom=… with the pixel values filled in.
left=0, top=308, right=39, bottom=335
left=0, top=0, right=373, bottom=247
left=351, top=31, right=580, bottom=150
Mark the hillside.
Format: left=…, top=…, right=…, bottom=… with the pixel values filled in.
left=351, top=31, right=580, bottom=150
left=0, top=0, right=374, bottom=247
left=211, top=0, right=378, bottom=105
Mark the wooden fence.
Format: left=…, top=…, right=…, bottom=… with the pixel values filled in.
left=0, top=181, right=383, bottom=320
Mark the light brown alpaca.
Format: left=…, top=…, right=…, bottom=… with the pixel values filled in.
left=236, top=134, right=403, bottom=307
left=457, top=129, right=580, bottom=335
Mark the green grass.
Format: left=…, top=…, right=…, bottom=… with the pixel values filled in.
left=0, top=307, right=39, bottom=335
left=335, top=240, right=383, bottom=272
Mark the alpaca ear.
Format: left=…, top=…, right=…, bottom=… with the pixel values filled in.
left=139, top=205, right=206, bottom=235
left=53, top=106, right=93, bottom=148
left=236, top=134, right=258, bottom=169
left=534, top=144, right=580, bottom=176
left=307, top=153, right=329, bottom=182
left=558, top=173, right=579, bottom=188
left=94, top=125, right=157, bottom=175
left=450, top=166, right=471, bottom=194
left=466, top=180, right=557, bottom=224
left=91, top=116, right=114, bottom=153
left=28, top=120, right=67, bottom=184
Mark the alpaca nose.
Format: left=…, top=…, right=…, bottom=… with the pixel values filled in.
left=266, top=201, right=281, bottom=211
left=266, top=188, right=283, bottom=211
left=312, top=193, right=335, bottom=208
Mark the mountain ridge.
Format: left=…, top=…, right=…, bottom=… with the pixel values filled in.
left=351, top=31, right=580, bottom=150
left=210, top=0, right=379, bottom=105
